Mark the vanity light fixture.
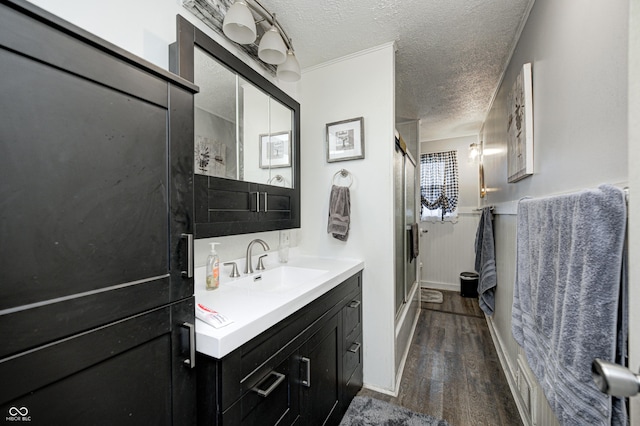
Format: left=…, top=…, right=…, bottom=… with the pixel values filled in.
left=223, top=0, right=301, bottom=81
left=258, top=19, right=287, bottom=64
left=469, top=143, right=480, bottom=161
left=277, top=49, right=301, bottom=82
left=222, top=1, right=257, bottom=44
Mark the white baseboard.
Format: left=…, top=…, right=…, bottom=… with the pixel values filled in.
left=420, top=280, right=459, bottom=292
left=361, top=382, right=398, bottom=397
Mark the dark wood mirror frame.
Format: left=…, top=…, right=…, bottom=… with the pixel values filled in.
left=170, top=15, right=301, bottom=238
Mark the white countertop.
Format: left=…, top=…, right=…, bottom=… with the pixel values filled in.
left=194, top=253, right=364, bottom=359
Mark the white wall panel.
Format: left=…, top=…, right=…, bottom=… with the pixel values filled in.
left=489, top=214, right=560, bottom=426
left=420, top=213, right=480, bottom=291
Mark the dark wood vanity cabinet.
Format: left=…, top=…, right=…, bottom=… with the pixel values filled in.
left=196, top=272, right=363, bottom=426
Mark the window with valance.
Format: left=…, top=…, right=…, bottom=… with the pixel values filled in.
left=420, top=150, right=459, bottom=221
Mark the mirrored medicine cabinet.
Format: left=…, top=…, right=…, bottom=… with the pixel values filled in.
left=170, top=15, right=300, bottom=238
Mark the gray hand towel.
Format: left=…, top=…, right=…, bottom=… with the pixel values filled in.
left=474, top=207, right=496, bottom=315
left=327, top=185, right=350, bottom=241
left=512, top=185, right=627, bottom=426
left=409, top=223, right=419, bottom=261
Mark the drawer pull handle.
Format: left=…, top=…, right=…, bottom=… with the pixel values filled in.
left=301, top=357, right=311, bottom=388
left=348, top=342, right=361, bottom=354
left=348, top=300, right=361, bottom=309
left=181, top=233, right=194, bottom=278
left=252, top=371, right=286, bottom=397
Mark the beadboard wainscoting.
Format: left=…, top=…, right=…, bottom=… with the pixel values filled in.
left=419, top=211, right=480, bottom=292
left=487, top=214, right=559, bottom=426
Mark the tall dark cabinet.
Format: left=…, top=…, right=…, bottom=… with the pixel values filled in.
left=0, top=1, right=198, bottom=424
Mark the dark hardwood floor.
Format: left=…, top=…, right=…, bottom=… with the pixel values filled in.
left=358, top=290, right=522, bottom=426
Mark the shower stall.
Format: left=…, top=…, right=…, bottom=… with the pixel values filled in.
left=393, top=124, right=420, bottom=376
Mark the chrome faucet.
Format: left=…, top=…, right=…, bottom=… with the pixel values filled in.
left=245, top=239, right=270, bottom=274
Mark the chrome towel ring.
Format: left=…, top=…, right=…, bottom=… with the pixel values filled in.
left=332, top=169, right=353, bottom=188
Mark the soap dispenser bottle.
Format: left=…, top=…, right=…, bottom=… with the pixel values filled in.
left=206, top=242, right=220, bottom=290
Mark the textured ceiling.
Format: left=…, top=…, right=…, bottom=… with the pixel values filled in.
left=259, top=0, right=534, bottom=142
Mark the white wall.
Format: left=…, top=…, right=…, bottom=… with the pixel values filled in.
left=479, top=0, right=630, bottom=424
left=298, top=44, right=397, bottom=392
left=419, top=135, right=481, bottom=290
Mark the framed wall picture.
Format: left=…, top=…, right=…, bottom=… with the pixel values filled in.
left=259, top=131, right=291, bottom=168
left=326, top=117, right=364, bottom=162
left=507, top=63, right=534, bottom=183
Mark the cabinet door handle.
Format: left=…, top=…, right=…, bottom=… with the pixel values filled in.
left=348, top=342, right=361, bottom=354
left=180, top=322, right=196, bottom=369
left=252, top=371, right=285, bottom=397
left=301, top=357, right=311, bottom=388
left=348, top=300, right=361, bottom=309
left=255, top=192, right=261, bottom=213
left=263, top=192, right=268, bottom=212
left=181, top=233, right=193, bottom=278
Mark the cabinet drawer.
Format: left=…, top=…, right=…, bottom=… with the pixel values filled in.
left=223, top=358, right=297, bottom=426
left=345, top=363, right=363, bottom=404
left=343, top=293, right=362, bottom=339
left=343, top=332, right=362, bottom=384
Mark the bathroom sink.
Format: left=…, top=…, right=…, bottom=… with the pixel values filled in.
left=224, top=266, right=328, bottom=293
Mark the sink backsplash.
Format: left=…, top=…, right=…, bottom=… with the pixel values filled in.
left=194, top=229, right=300, bottom=267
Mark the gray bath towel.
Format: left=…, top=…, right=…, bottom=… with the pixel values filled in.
left=474, top=207, right=496, bottom=315
left=327, top=185, right=350, bottom=241
left=512, top=185, right=627, bottom=426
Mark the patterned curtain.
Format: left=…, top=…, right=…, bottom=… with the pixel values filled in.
left=420, top=150, right=459, bottom=220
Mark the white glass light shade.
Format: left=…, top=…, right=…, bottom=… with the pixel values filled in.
left=258, top=26, right=287, bottom=64
left=277, top=50, right=301, bottom=82
left=469, top=143, right=479, bottom=161
left=222, top=1, right=257, bottom=44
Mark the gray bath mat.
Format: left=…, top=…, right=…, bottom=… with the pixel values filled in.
left=422, top=289, right=443, bottom=303
left=340, top=396, right=450, bottom=426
